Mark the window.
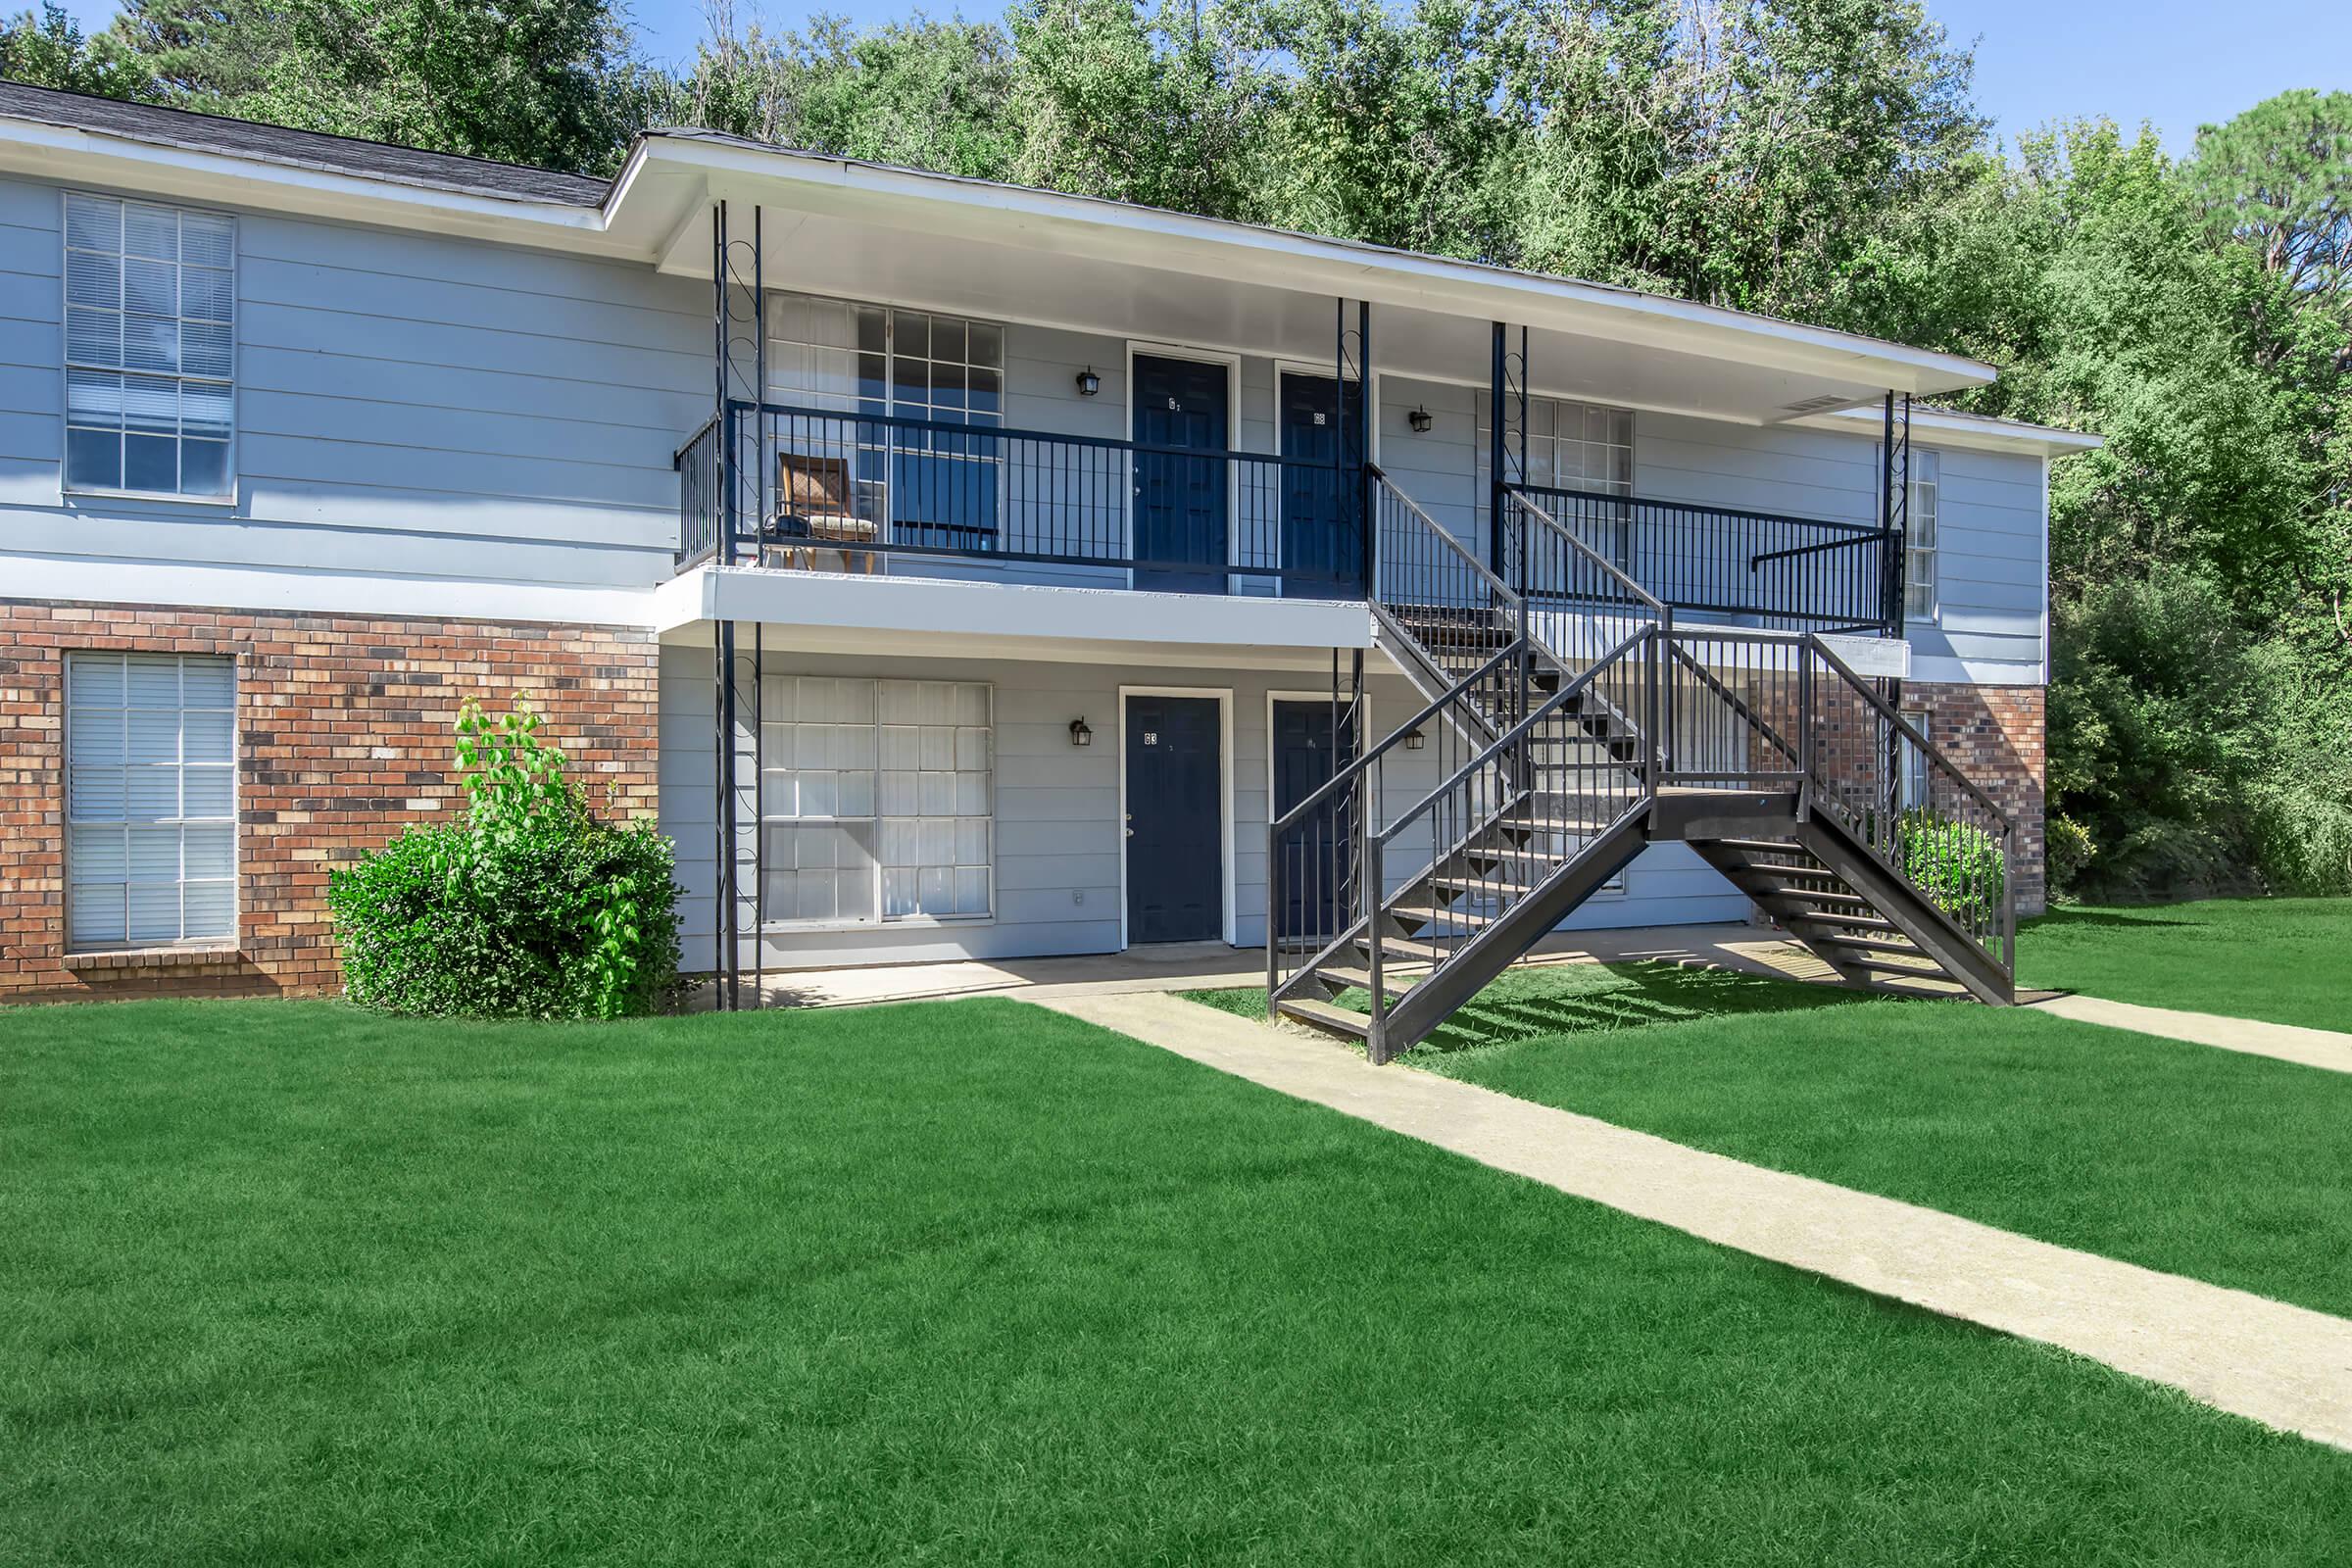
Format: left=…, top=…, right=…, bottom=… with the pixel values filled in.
left=1902, top=448, right=1940, bottom=619
left=64, top=193, right=234, bottom=498
left=66, top=653, right=236, bottom=948
left=760, top=677, right=993, bottom=924
left=1899, top=710, right=1933, bottom=809
left=1475, top=393, right=1635, bottom=564
left=762, top=293, right=1004, bottom=552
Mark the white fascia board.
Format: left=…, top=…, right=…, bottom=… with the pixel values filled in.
left=631, top=139, right=1998, bottom=399
left=1801, top=404, right=2104, bottom=458
left=0, top=117, right=634, bottom=257
left=7, top=554, right=662, bottom=626
left=673, top=565, right=1375, bottom=657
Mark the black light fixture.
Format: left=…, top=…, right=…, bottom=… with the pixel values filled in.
left=1407, top=405, right=1434, bottom=434
left=1403, top=728, right=1427, bottom=750
left=1068, top=717, right=1093, bottom=747
left=1075, top=367, right=1102, bottom=398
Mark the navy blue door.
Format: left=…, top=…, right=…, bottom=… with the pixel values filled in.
left=1132, top=355, right=1229, bottom=594
left=1271, top=700, right=1357, bottom=942
left=1126, top=696, right=1222, bottom=943
left=1278, top=372, right=1363, bottom=595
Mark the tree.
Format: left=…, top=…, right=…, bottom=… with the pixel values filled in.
left=2186, top=89, right=2352, bottom=306
left=673, top=6, right=1019, bottom=179
left=0, top=2, right=146, bottom=97
left=93, top=0, right=654, bottom=173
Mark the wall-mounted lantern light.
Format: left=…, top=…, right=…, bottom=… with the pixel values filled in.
left=1068, top=717, right=1093, bottom=747
left=1403, top=728, right=1427, bottom=750
left=1407, top=406, right=1434, bottom=434
left=1075, top=368, right=1102, bottom=398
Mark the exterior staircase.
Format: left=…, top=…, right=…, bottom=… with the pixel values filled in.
left=1268, top=481, right=2019, bottom=1061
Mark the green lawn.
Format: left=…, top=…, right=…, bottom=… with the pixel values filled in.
left=2020, top=897, right=2352, bottom=1031
left=1206, top=960, right=2352, bottom=1322
left=5, top=1000, right=2352, bottom=1563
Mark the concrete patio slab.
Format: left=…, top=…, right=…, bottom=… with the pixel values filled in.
left=2029, top=993, right=2352, bottom=1077
left=1040, top=989, right=2352, bottom=1452
left=713, top=921, right=1838, bottom=1010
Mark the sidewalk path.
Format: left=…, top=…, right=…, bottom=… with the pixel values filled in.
left=2029, top=993, right=2352, bottom=1077
left=1040, top=990, right=2352, bottom=1451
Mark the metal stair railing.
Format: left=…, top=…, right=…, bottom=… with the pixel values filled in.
left=1369, top=467, right=1535, bottom=725
left=1266, top=641, right=1527, bottom=1007
left=1356, top=628, right=1658, bottom=1058
left=1797, top=635, right=2019, bottom=975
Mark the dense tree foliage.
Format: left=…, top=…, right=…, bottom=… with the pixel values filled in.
left=3, top=0, right=2346, bottom=898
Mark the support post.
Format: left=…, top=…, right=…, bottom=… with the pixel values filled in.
left=1355, top=301, right=1374, bottom=597
left=712, top=201, right=733, bottom=567
left=711, top=618, right=737, bottom=1009
left=1489, top=322, right=1507, bottom=576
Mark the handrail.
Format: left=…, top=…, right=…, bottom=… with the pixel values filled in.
left=1803, top=634, right=2013, bottom=829
left=1374, top=626, right=1652, bottom=847
left=1505, top=486, right=1669, bottom=617
left=1750, top=532, right=1885, bottom=568
left=1513, top=479, right=1887, bottom=540
left=674, top=410, right=721, bottom=468
left=1663, top=637, right=1801, bottom=764
left=1269, top=641, right=1525, bottom=834
left=732, top=396, right=1348, bottom=472
left=1369, top=464, right=1521, bottom=606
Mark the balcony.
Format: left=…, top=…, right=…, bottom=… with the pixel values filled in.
left=677, top=399, right=1369, bottom=601
left=679, top=404, right=1903, bottom=641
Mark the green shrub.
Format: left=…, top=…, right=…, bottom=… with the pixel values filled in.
left=2045, top=812, right=2096, bottom=894
left=1898, top=808, right=2008, bottom=930
left=326, top=700, right=682, bottom=1019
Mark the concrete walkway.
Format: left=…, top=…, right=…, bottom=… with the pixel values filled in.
left=1041, top=990, right=2352, bottom=1451
left=2030, top=993, right=2352, bottom=1077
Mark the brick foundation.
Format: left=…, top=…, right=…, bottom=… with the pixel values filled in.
left=0, top=602, right=659, bottom=1004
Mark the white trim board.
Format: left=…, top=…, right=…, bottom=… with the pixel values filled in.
left=1117, top=685, right=1238, bottom=950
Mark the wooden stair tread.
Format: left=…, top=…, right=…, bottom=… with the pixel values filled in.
left=1389, top=903, right=1499, bottom=931
left=1810, top=933, right=1926, bottom=957
left=1355, top=933, right=1455, bottom=963
left=1275, top=997, right=1372, bottom=1038
left=1314, top=964, right=1415, bottom=998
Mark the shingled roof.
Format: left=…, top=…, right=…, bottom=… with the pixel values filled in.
left=0, top=80, right=610, bottom=207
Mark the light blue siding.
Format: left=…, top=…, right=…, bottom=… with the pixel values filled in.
left=0, top=172, right=706, bottom=590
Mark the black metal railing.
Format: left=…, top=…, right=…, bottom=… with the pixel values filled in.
left=675, top=413, right=721, bottom=568
left=1369, top=469, right=1531, bottom=730
left=1267, top=642, right=1528, bottom=1007
left=1509, top=481, right=1895, bottom=634
left=1799, top=636, right=2018, bottom=970
left=678, top=399, right=1369, bottom=597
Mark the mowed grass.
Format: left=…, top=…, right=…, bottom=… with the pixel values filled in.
left=1211, top=960, right=2352, bottom=1320
left=8, top=999, right=2352, bottom=1565
left=2021, top=897, right=2352, bottom=1032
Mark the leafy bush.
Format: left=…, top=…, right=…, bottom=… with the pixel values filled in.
left=326, top=700, right=682, bottom=1019
left=2045, top=812, right=2096, bottom=892
left=1898, top=809, right=2007, bottom=930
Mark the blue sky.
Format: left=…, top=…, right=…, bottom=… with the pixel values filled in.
left=50, top=0, right=2351, bottom=158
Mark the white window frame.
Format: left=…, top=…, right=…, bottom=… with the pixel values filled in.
left=61, top=191, right=237, bottom=505
left=64, top=652, right=238, bottom=952
left=757, top=675, right=996, bottom=930
left=761, top=292, right=1007, bottom=560
left=1474, top=392, right=1637, bottom=568
left=1903, top=447, right=1940, bottom=621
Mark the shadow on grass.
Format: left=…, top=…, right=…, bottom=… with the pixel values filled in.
left=1397, top=961, right=1882, bottom=1058
left=2024, top=906, right=2197, bottom=934
left=1191, top=960, right=1886, bottom=1061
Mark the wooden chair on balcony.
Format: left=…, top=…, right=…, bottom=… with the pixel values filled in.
left=765, top=453, right=879, bottom=574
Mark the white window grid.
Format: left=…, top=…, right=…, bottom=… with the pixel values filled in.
left=761, top=294, right=1007, bottom=544
left=1903, top=448, right=1940, bottom=620
left=63, top=192, right=235, bottom=499
left=65, top=652, right=237, bottom=949
left=1475, top=393, right=1636, bottom=565
left=758, top=676, right=994, bottom=925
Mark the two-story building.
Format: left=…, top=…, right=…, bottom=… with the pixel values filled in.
left=0, top=83, right=2095, bottom=1047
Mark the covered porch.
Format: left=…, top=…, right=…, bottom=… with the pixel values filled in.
left=622, top=133, right=1989, bottom=634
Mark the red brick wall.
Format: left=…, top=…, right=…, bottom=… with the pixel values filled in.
left=1906, top=682, right=2047, bottom=917
left=0, top=601, right=659, bottom=1004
